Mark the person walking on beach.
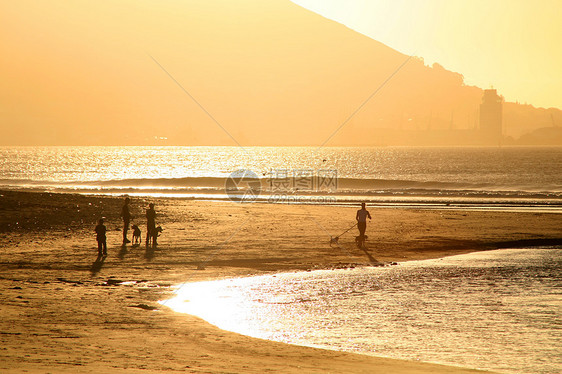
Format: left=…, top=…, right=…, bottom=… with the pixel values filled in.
left=146, top=203, right=157, bottom=247
left=121, top=197, right=132, bottom=245
left=356, top=202, right=371, bottom=248
left=95, top=218, right=107, bottom=256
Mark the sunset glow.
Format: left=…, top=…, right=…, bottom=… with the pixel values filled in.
left=293, top=0, right=562, bottom=109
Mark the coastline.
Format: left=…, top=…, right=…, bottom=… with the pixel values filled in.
left=1, top=190, right=561, bottom=373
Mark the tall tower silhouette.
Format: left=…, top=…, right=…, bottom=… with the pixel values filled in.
left=479, top=89, right=503, bottom=144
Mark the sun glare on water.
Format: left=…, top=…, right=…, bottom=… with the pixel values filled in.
left=162, top=279, right=271, bottom=339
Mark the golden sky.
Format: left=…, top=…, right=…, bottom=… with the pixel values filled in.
left=0, top=0, right=560, bottom=145
left=292, top=0, right=562, bottom=109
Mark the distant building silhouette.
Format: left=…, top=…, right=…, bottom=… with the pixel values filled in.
left=479, top=89, right=503, bottom=144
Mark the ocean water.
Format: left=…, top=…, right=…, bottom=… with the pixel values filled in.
left=163, top=248, right=562, bottom=374
left=0, top=146, right=561, bottom=208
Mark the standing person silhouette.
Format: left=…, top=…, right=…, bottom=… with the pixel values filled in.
left=355, top=202, right=371, bottom=248
left=146, top=203, right=156, bottom=247
left=121, top=197, right=132, bottom=245
left=95, top=218, right=107, bottom=256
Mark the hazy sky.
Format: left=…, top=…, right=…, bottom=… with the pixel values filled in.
left=292, top=0, right=562, bottom=109
left=1, top=0, right=560, bottom=146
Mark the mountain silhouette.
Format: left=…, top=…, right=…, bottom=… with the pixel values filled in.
left=1, top=0, right=560, bottom=145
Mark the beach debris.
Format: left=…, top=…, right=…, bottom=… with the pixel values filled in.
left=330, top=262, right=361, bottom=270
left=129, top=304, right=158, bottom=311
left=105, top=278, right=125, bottom=286
left=154, top=282, right=172, bottom=287
left=56, top=278, right=83, bottom=285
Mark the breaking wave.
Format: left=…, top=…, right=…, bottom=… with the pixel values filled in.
left=1, top=176, right=560, bottom=202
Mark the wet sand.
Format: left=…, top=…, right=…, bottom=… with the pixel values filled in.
left=1, top=190, right=561, bottom=373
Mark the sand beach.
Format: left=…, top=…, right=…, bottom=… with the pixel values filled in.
left=1, top=190, right=561, bottom=373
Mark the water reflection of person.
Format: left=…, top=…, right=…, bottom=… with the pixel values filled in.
left=121, top=197, right=132, bottom=245
left=146, top=203, right=157, bottom=247
left=356, top=202, right=371, bottom=240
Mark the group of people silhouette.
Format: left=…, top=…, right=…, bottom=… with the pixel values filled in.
left=94, top=197, right=159, bottom=257
left=94, top=198, right=371, bottom=257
